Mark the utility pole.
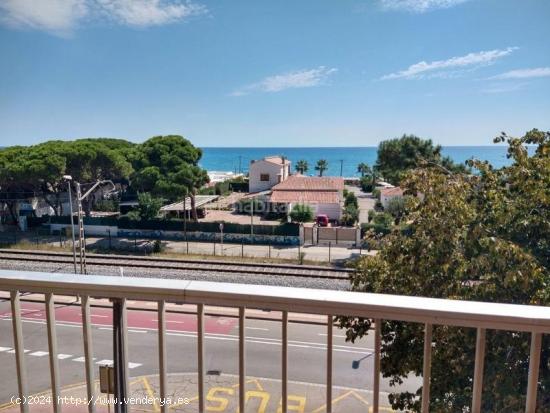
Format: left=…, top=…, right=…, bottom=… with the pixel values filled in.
left=63, top=176, right=77, bottom=274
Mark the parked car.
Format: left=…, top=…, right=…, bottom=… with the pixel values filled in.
left=316, top=214, right=329, bottom=227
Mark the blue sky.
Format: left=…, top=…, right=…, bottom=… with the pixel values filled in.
left=0, top=0, right=549, bottom=147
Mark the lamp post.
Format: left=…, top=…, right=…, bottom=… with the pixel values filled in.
left=63, top=175, right=77, bottom=274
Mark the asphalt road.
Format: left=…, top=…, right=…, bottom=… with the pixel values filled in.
left=0, top=299, right=421, bottom=406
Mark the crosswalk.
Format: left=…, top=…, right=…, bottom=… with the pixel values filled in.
left=0, top=346, right=142, bottom=368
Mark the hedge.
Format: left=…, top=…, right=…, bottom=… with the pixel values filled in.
left=46, top=215, right=299, bottom=236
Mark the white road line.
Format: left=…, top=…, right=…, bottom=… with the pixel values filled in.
left=7, top=349, right=30, bottom=354
left=96, top=359, right=113, bottom=365
left=129, top=329, right=147, bottom=333
left=246, top=327, right=269, bottom=331
left=4, top=316, right=373, bottom=353
left=57, top=354, right=73, bottom=359
left=128, top=362, right=142, bottom=369
left=72, top=356, right=86, bottom=362
left=30, top=351, right=49, bottom=357
left=91, top=315, right=109, bottom=318
left=318, top=333, right=347, bottom=338
left=0, top=346, right=12, bottom=352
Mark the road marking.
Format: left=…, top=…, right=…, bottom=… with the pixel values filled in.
left=0, top=347, right=12, bottom=352
left=129, top=329, right=147, bottom=333
left=92, top=314, right=109, bottom=318
left=128, top=362, right=142, bottom=369
left=7, top=349, right=30, bottom=354
left=96, top=359, right=113, bottom=365
left=30, top=351, right=49, bottom=357
left=57, top=354, right=73, bottom=359
left=246, top=327, right=269, bottom=331
left=99, top=327, right=113, bottom=330
left=318, top=333, right=347, bottom=338
left=72, top=356, right=86, bottom=362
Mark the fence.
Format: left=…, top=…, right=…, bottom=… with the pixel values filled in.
left=1, top=270, right=548, bottom=413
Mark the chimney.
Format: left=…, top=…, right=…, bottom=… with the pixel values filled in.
left=281, top=155, right=286, bottom=181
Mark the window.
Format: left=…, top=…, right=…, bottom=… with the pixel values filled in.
left=260, top=174, right=270, bottom=181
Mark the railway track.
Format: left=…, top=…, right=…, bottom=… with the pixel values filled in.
left=0, top=249, right=352, bottom=280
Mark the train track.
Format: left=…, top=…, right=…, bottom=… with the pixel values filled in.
left=0, top=249, right=352, bottom=280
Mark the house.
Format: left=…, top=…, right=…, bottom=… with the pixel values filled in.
left=269, top=175, right=344, bottom=221
left=249, top=156, right=291, bottom=193
left=380, top=186, right=404, bottom=209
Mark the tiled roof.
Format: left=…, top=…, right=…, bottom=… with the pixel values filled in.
left=270, top=191, right=340, bottom=204
left=271, top=175, right=344, bottom=191
left=380, top=187, right=404, bottom=196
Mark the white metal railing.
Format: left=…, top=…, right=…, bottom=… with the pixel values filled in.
left=1, top=269, right=549, bottom=413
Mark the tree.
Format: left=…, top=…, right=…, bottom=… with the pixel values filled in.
left=136, top=192, right=162, bottom=220
left=131, top=135, right=208, bottom=220
left=338, top=129, right=550, bottom=412
left=344, top=191, right=358, bottom=209
left=342, top=205, right=359, bottom=226
left=289, top=203, right=314, bottom=223
left=357, top=162, right=371, bottom=177
left=295, top=160, right=309, bottom=174
left=375, top=134, right=467, bottom=185
left=315, top=159, right=328, bottom=177
left=385, top=196, right=406, bottom=221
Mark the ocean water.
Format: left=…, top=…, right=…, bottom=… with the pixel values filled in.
left=199, top=146, right=518, bottom=177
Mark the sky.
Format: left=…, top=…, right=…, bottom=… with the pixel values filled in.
left=0, top=0, right=549, bottom=147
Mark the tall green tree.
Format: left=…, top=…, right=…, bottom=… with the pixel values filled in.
left=295, top=160, right=308, bottom=174
left=338, top=129, right=550, bottom=412
left=131, top=135, right=208, bottom=220
left=315, top=159, right=328, bottom=177
left=357, top=162, right=371, bottom=177
left=375, top=134, right=467, bottom=185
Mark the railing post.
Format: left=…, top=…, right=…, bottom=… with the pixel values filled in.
left=81, top=296, right=96, bottom=413
left=158, top=301, right=167, bottom=413
left=197, top=304, right=205, bottom=413
left=113, top=299, right=128, bottom=413
left=326, top=315, right=333, bottom=413
left=46, top=293, right=61, bottom=413
left=10, top=291, right=28, bottom=413
left=421, top=323, right=433, bottom=413
left=471, top=328, right=486, bottom=413
left=373, top=319, right=381, bottom=413
left=282, top=311, right=288, bottom=413
left=525, top=332, right=542, bottom=413
left=239, top=307, right=246, bottom=413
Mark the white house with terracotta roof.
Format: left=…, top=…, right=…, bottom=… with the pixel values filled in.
left=380, top=186, right=404, bottom=209
left=249, top=156, right=291, bottom=193
left=269, top=175, right=344, bottom=220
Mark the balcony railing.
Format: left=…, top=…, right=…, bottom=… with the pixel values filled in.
left=0, top=269, right=549, bottom=413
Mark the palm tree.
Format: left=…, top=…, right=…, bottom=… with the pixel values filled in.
left=315, top=159, right=328, bottom=177
left=295, top=160, right=308, bottom=174
left=357, top=162, right=371, bottom=177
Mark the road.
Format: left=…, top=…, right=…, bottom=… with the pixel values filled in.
left=0, top=299, right=420, bottom=411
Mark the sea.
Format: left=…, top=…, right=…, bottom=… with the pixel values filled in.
left=199, top=146, right=521, bottom=177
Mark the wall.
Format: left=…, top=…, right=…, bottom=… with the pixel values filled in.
left=49, top=223, right=298, bottom=245
left=249, top=160, right=284, bottom=192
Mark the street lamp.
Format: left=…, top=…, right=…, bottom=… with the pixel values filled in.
left=62, top=175, right=78, bottom=274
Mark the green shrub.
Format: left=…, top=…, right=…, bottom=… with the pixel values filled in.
left=344, top=192, right=358, bottom=208
left=372, top=212, right=394, bottom=227
left=342, top=205, right=359, bottom=226
left=289, top=204, right=314, bottom=223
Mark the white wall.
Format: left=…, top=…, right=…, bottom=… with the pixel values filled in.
left=50, top=223, right=118, bottom=237
left=249, top=160, right=285, bottom=192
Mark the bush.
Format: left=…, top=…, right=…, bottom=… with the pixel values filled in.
left=386, top=196, right=406, bottom=220
left=344, top=192, right=358, bottom=208
left=372, top=188, right=381, bottom=200
left=289, top=204, right=314, bottom=223
left=368, top=209, right=376, bottom=222
left=372, top=212, right=394, bottom=227
left=342, top=205, right=359, bottom=226
left=94, top=199, right=119, bottom=212
left=137, top=192, right=163, bottom=220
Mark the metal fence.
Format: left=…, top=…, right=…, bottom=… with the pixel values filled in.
left=1, top=270, right=549, bottom=413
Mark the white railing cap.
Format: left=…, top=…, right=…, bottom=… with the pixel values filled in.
left=1, top=269, right=549, bottom=333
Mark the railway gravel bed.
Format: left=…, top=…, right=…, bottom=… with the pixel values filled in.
left=0, top=253, right=351, bottom=291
